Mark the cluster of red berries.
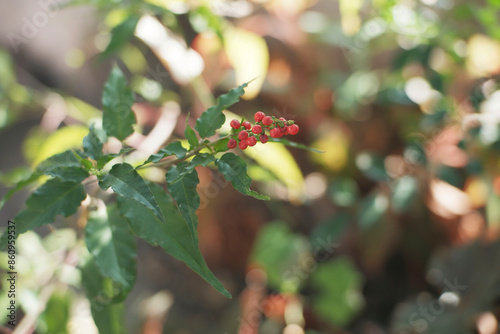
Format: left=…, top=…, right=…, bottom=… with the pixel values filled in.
left=227, top=111, right=299, bottom=150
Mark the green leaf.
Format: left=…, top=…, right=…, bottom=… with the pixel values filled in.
left=390, top=176, right=418, bottom=214
left=37, top=150, right=90, bottom=182
left=356, top=192, right=388, bottom=230
left=40, top=291, right=71, bottom=334
left=165, top=167, right=200, bottom=244
left=195, top=82, right=248, bottom=138
left=185, top=116, right=199, bottom=148
left=102, top=65, right=136, bottom=141
left=72, top=150, right=94, bottom=171
left=85, top=204, right=137, bottom=302
left=81, top=257, right=127, bottom=334
left=101, top=16, right=140, bottom=59
left=213, top=137, right=230, bottom=153
left=310, top=258, right=364, bottom=326
left=0, top=172, right=41, bottom=211
left=251, top=222, right=310, bottom=292
left=139, top=141, right=188, bottom=167
left=216, top=153, right=269, bottom=200
left=99, top=163, right=164, bottom=223
left=268, top=137, right=324, bottom=153
left=117, top=182, right=231, bottom=298
left=13, top=179, right=86, bottom=237
left=83, top=124, right=104, bottom=160
left=164, top=153, right=215, bottom=184
left=97, top=148, right=133, bottom=169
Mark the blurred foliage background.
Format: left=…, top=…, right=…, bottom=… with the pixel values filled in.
left=1, top=0, right=500, bottom=333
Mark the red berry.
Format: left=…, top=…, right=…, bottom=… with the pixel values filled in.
left=279, top=117, right=286, bottom=121
left=227, top=138, right=237, bottom=149
left=238, top=130, right=248, bottom=140
left=288, top=124, right=299, bottom=135
left=259, top=134, right=268, bottom=143
left=281, top=126, right=288, bottom=134
left=239, top=140, right=248, bottom=150
left=254, top=111, right=266, bottom=122
left=270, top=128, right=282, bottom=138
left=242, top=121, right=251, bottom=130
left=252, top=125, right=262, bottom=134
left=262, top=116, right=273, bottom=125
left=230, top=119, right=240, bottom=129
left=247, top=136, right=257, bottom=146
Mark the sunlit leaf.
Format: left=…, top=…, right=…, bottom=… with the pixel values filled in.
left=25, top=125, right=89, bottom=167
left=81, top=256, right=128, bottom=334
left=85, top=204, right=137, bottom=302
left=243, top=144, right=303, bottom=201
left=40, top=291, right=72, bottom=334
left=224, top=28, right=268, bottom=99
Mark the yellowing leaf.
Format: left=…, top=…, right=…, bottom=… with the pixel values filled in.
left=244, top=141, right=304, bottom=203
left=24, top=125, right=89, bottom=167
left=311, top=132, right=349, bottom=172
left=224, top=28, right=269, bottom=100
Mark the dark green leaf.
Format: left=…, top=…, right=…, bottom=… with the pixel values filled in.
left=81, top=257, right=128, bottom=334
left=0, top=172, right=41, bottom=211
left=268, top=137, right=324, bottom=153
left=356, top=192, right=388, bottom=229
left=97, top=148, right=133, bottom=169
left=85, top=204, right=137, bottom=302
left=355, top=151, right=387, bottom=182
left=13, top=179, right=86, bottom=237
left=37, top=150, right=89, bottom=182
left=185, top=116, right=199, bottom=148
left=83, top=124, right=104, bottom=160
left=101, top=16, right=140, bottom=59
left=310, top=212, right=349, bottom=251
left=216, top=153, right=269, bottom=200
left=251, top=222, right=310, bottom=291
left=166, top=167, right=200, bottom=244
left=310, top=258, right=364, bottom=326
left=195, top=82, right=248, bottom=138
left=73, top=150, right=94, bottom=171
left=99, top=163, right=164, bottom=223
left=117, top=182, right=231, bottom=298
left=390, top=176, right=418, bottom=214
left=329, top=178, right=359, bottom=207
left=213, top=137, right=230, bottom=153
left=139, top=141, right=187, bottom=167
left=165, top=153, right=215, bottom=184
left=102, top=65, right=136, bottom=141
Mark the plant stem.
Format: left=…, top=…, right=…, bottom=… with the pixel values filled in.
left=136, top=134, right=232, bottom=170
